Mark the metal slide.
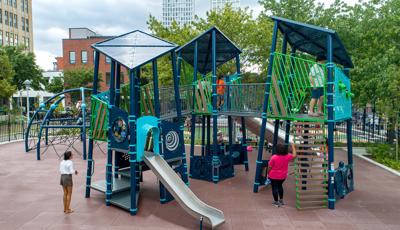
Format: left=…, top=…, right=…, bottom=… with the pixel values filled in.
left=143, top=151, right=225, bottom=229
left=243, top=117, right=293, bottom=145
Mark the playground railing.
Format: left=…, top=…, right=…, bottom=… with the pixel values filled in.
left=221, top=83, right=266, bottom=115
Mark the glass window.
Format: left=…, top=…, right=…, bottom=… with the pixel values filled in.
left=106, top=72, right=111, bottom=86
left=21, top=16, right=24, bottom=30
left=105, top=56, right=111, bottom=64
left=14, top=34, right=18, bottom=45
left=0, top=9, right=2, bottom=24
left=69, top=51, right=76, bottom=64
left=9, top=13, right=13, bottom=27
left=21, top=0, right=24, bottom=12
left=26, top=18, right=29, bottom=32
left=0, top=30, right=3, bottom=45
left=26, top=37, right=29, bottom=49
left=25, top=0, right=28, bottom=13
left=14, top=0, right=17, bottom=8
left=13, top=14, right=17, bottom=28
left=81, top=50, right=88, bottom=64
left=5, top=11, right=8, bottom=25
left=5, top=32, right=9, bottom=45
left=10, top=33, right=13, bottom=45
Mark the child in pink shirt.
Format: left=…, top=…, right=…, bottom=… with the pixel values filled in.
left=267, top=143, right=297, bottom=207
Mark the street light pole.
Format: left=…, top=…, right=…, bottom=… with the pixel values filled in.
left=23, top=80, right=32, bottom=122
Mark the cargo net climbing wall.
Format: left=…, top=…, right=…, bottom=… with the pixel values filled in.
left=293, top=121, right=328, bottom=210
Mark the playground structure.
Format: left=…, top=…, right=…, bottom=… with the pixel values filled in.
left=177, top=27, right=250, bottom=183
left=252, top=17, right=355, bottom=210
left=85, top=30, right=224, bottom=228
left=24, top=88, right=92, bottom=160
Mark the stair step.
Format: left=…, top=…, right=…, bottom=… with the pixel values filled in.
left=295, top=143, right=325, bottom=148
left=297, top=200, right=327, bottom=204
left=297, top=164, right=327, bottom=170
left=296, top=160, right=326, bottom=164
left=295, top=133, right=325, bottom=137
left=297, top=205, right=327, bottom=210
left=296, top=149, right=324, bottom=153
left=297, top=178, right=327, bottom=182
left=297, top=189, right=328, bottom=194
left=294, top=138, right=326, bottom=143
left=297, top=194, right=328, bottom=199
left=296, top=183, right=328, bottom=188
left=296, top=172, right=327, bottom=176
left=295, top=154, right=325, bottom=158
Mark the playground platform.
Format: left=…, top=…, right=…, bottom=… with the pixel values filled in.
left=0, top=141, right=399, bottom=230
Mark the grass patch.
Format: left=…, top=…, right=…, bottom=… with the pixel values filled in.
left=366, top=144, right=400, bottom=171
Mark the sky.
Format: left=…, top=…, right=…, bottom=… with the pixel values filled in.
left=33, top=0, right=358, bottom=71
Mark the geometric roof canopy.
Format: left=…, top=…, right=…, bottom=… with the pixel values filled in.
left=176, top=27, right=242, bottom=75
left=272, top=16, right=354, bottom=68
left=92, top=30, right=177, bottom=70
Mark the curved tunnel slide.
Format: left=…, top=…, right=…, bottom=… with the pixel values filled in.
left=240, top=117, right=293, bottom=145
left=143, top=151, right=225, bottom=229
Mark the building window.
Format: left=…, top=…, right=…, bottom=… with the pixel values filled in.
left=105, top=56, right=111, bottom=64
left=0, top=30, right=3, bottom=45
left=14, top=34, right=18, bottom=45
left=9, top=13, right=13, bottom=27
left=26, top=18, right=29, bottom=32
left=26, top=37, right=29, bottom=49
left=14, top=0, right=17, bottom=8
left=21, top=0, right=24, bottom=12
left=5, top=32, right=9, bottom=45
left=25, top=0, right=28, bottom=13
left=0, top=9, right=2, bottom=24
left=13, top=14, right=17, bottom=28
left=10, top=33, right=13, bottom=45
left=106, top=72, right=111, bottom=86
left=21, top=16, right=24, bottom=30
left=69, top=51, right=76, bottom=64
left=81, top=50, right=88, bottom=64
left=5, top=11, right=8, bottom=25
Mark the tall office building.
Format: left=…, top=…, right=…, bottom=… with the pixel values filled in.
left=0, top=0, right=33, bottom=51
left=162, top=0, right=195, bottom=27
left=210, top=0, right=240, bottom=11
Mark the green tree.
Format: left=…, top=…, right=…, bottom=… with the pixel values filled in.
left=1, top=46, right=44, bottom=91
left=64, top=67, right=100, bottom=89
left=0, top=53, right=16, bottom=99
left=46, top=77, right=64, bottom=94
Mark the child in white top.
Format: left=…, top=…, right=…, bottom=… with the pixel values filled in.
left=308, top=56, right=326, bottom=117
left=59, top=151, right=78, bottom=214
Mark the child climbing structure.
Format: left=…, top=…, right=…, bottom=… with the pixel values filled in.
left=85, top=30, right=224, bottom=229
left=253, top=17, right=355, bottom=210
left=176, top=27, right=250, bottom=183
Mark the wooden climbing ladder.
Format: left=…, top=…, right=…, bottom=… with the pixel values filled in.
left=293, top=121, right=328, bottom=210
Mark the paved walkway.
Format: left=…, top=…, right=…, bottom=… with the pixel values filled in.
left=0, top=141, right=399, bottom=229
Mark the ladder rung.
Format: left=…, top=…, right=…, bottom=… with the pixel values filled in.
left=295, top=133, right=324, bottom=137
left=296, top=160, right=326, bottom=164
left=297, top=205, right=327, bottom=210
left=297, top=178, right=327, bottom=182
left=294, top=138, right=326, bottom=143
left=296, top=184, right=328, bottom=188
left=296, top=149, right=323, bottom=153
left=297, top=200, right=327, bottom=204
left=296, top=172, right=327, bottom=176
left=297, top=189, right=327, bottom=194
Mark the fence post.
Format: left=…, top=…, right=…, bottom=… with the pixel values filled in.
left=8, top=113, right=11, bottom=142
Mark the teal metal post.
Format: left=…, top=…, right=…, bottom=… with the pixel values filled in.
left=106, top=60, right=116, bottom=206
left=254, top=21, right=278, bottom=193
left=344, top=68, right=354, bottom=189
left=201, top=115, right=206, bottom=157
left=190, top=44, right=198, bottom=169
left=172, top=51, right=189, bottom=185
left=326, top=34, right=335, bottom=209
left=80, top=87, right=87, bottom=160
left=135, top=68, right=141, bottom=191
left=211, top=29, right=219, bottom=183
left=129, top=69, right=138, bottom=215
left=272, top=119, right=280, bottom=154
left=114, top=64, right=121, bottom=178
left=86, top=51, right=99, bottom=198
left=241, top=117, right=249, bottom=171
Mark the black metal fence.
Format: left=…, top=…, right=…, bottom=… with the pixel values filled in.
left=0, top=113, right=26, bottom=143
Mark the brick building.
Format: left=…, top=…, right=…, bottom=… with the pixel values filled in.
left=56, top=28, right=127, bottom=92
